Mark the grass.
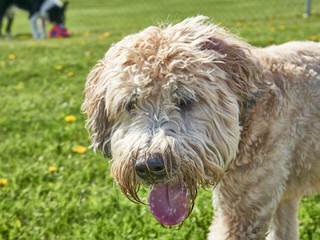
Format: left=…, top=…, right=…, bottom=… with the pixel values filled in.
left=0, top=0, right=320, bottom=239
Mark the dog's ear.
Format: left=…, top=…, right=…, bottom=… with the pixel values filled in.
left=63, top=1, right=69, bottom=9
left=202, top=37, right=261, bottom=100
left=82, top=61, right=112, bottom=157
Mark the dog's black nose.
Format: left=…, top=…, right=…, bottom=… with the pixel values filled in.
left=135, top=155, right=167, bottom=180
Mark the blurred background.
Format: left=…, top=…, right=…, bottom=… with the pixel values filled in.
left=6, top=0, right=320, bottom=44
left=0, top=0, right=320, bottom=239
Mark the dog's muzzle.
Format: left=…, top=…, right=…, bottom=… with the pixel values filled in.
left=135, top=154, right=190, bottom=226
left=135, top=155, right=167, bottom=182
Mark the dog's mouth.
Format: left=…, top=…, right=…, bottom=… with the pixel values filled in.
left=148, top=182, right=190, bottom=226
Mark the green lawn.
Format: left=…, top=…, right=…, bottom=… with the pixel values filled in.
left=1, top=0, right=320, bottom=239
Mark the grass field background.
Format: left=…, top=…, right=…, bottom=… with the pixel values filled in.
left=1, top=0, right=320, bottom=239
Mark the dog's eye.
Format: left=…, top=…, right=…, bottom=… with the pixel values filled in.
left=125, top=99, right=136, bottom=112
left=178, top=98, right=194, bottom=109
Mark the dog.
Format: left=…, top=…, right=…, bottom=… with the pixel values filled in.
left=82, top=16, right=320, bottom=239
left=0, top=0, right=68, bottom=39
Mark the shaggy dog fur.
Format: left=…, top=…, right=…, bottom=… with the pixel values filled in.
left=82, top=16, right=320, bottom=240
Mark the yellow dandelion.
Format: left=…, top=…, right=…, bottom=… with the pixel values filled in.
left=279, top=25, right=285, bottom=31
left=0, top=178, right=8, bottom=187
left=15, top=82, right=24, bottom=89
left=109, top=172, right=113, bottom=179
left=65, top=115, right=76, bottom=122
left=270, top=27, right=276, bottom=33
left=56, top=65, right=62, bottom=70
left=310, top=35, right=317, bottom=41
left=236, top=22, right=242, bottom=27
left=72, top=145, right=87, bottom=154
left=8, top=54, right=15, bottom=60
left=48, top=166, right=57, bottom=172
left=103, top=32, right=110, bottom=37
left=85, top=55, right=91, bottom=60
left=67, top=72, right=74, bottom=77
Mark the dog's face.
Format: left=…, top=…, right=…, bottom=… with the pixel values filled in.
left=48, top=1, right=68, bottom=25
left=83, top=16, right=260, bottom=226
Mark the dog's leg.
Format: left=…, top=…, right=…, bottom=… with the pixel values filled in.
left=0, top=12, right=4, bottom=39
left=5, top=13, right=13, bottom=39
left=40, top=17, right=46, bottom=38
left=0, top=17, right=2, bottom=40
left=267, top=197, right=300, bottom=240
left=208, top=199, right=277, bottom=239
left=29, top=14, right=40, bottom=39
left=208, top=163, right=288, bottom=240
left=208, top=209, right=230, bottom=240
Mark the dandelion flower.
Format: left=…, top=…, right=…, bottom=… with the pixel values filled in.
left=56, top=65, right=62, bottom=70
left=67, top=72, right=74, bottom=77
left=85, top=51, right=91, bottom=59
left=0, top=178, right=8, bottom=187
left=310, top=35, right=317, bottom=41
left=270, top=27, right=276, bottom=33
left=65, top=115, right=76, bottom=122
left=279, top=25, right=285, bottom=31
left=48, top=166, right=57, bottom=172
left=72, top=145, right=87, bottom=154
left=8, top=54, right=15, bottom=60
left=15, top=82, right=23, bottom=89
left=236, top=22, right=242, bottom=27
left=102, top=32, right=110, bottom=37
left=109, top=172, right=113, bottom=179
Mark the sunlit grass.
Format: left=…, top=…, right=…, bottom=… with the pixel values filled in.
left=1, top=0, right=320, bottom=239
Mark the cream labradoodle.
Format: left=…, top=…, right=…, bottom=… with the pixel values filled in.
left=82, top=16, right=320, bottom=240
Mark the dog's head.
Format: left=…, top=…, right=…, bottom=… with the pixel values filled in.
left=48, top=1, right=68, bottom=25
left=82, top=16, right=261, bottom=226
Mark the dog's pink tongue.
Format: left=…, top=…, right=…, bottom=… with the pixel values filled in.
left=148, top=183, right=189, bottom=226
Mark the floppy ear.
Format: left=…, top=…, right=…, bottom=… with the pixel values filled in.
left=82, top=61, right=112, bottom=157
left=202, top=37, right=262, bottom=101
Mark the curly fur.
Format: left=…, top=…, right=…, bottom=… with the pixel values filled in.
left=82, top=16, right=320, bottom=240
